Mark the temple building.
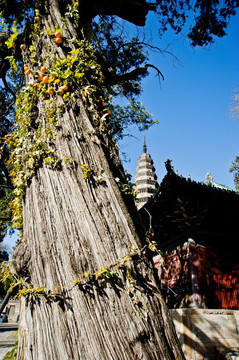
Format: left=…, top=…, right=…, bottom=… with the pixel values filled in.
left=135, top=150, right=239, bottom=359
left=134, top=144, right=239, bottom=310
left=134, top=138, right=158, bottom=209
left=138, top=159, right=239, bottom=310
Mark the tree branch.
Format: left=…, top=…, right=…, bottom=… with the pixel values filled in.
left=106, top=63, right=164, bottom=86
left=0, top=26, right=30, bottom=98
left=79, top=0, right=150, bottom=26
left=0, top=216, right=12, bottom=221
left=116, top=41, right=181, bottom=64
left=0, top=144, right=13, bottom=189
left=0, top=33, right=16, bottom=99
left=2, top=75, right=16, bottom=101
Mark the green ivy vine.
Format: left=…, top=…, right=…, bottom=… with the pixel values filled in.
left=6, top=12, right=114, bottom=229
left=0, top=235, right=160, bottom=308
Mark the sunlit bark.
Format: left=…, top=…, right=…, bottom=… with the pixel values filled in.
left=11, top=1, right=185, bottom=359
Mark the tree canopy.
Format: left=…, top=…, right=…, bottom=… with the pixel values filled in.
left=1, top=0, right=238, bottom=100
left=0, top=0, right=237, bottom=129
left=0, top=0, right=238, bottom=134
left=230, top=156, right=239, bottom=191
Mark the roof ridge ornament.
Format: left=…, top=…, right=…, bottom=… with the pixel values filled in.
left=206, top=171, right=213, bottom=184
left=165, top=159, right=174, bottom=173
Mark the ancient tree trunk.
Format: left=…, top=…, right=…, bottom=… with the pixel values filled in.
left=11, top=1, right=185, bottom=359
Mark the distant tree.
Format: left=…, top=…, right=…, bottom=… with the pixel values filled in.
left=232, top=90, right=239, bottom=116
left=0, top=263, right=13, bottom=298
left=0, top=1, right=238, bottom=359
left=0, top=84, right=15, bottom=254
left=230, top=91, right=239, bottom=190
left=0, top=64, right=23, bottom=250
left=230, top=156, right=239, bottom=190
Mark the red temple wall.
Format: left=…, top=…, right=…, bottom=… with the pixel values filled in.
left=196, top=246, right=239, bottom=309
left=154, top=245, right=239, bottom=309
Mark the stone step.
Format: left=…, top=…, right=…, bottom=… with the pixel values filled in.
left=0, top=339, right=16, bottom=346
left=0, top=323, right=18, bottom=330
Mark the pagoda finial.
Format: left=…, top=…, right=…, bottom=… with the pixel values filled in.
left=143, top=136, right=147, bottom=153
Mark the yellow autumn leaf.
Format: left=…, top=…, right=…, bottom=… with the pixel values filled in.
left=95, top=267, right=107, bottom=280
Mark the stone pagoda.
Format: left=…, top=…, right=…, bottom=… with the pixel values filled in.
left=135, top=138, right=158, bottom=209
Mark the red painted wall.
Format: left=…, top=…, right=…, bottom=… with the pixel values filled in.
left=154, top=247, right=191, bottom=289
left=195, top=246, right=239, bottom=309
left=154, top=245, right=239, bottom=309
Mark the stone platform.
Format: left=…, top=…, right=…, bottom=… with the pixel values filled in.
left=0, top=323, right=18, bottom=360
left=171, top=308, right=239, bottom=360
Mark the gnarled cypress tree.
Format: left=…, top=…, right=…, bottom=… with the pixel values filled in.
left=0, top=0, right=238, bottom=358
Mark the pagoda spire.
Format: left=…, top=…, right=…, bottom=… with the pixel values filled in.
left=135, top=139, right=158, bottom=209
left=143, top=136, right=147, bottom=153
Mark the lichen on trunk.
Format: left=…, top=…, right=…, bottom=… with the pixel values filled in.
left=8, top=1, right=185, bottom=359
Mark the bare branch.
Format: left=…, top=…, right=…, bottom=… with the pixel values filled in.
left=2, top=75, right=16, bottom=101
left=106, top=63, right=164, bottom=86
left=116, top=40, right=177, bottom=57
left=146, top=64, right=164, bottom=80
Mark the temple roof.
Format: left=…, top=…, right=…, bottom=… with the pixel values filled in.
left=139, top=166, right=239, bottom=255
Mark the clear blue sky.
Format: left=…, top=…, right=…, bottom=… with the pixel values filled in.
left=120, top=12, right=239, bottom=189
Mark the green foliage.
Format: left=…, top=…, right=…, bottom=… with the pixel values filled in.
left=0, top=1, right=238, bottom=47
left=65, top=0, right=79, bottom=26
left=0, top=261, right=13, bottom=297
left=154, top=0, right=238, bottom=46
left=79, top=164, right=94, bottom=179
left=0, top=189, right=14, bottom=242
left=2, top=272, right=14, bottom=292
left=115, top=173, right=138, bottom=198
left=230, top=156, right=239, bottom=191
left=0, top=89, right=14, bottom=138
left=1, top=239, right=158, bottom=301
left=90, top=16, right=158, bottom=137
left=0, top=270, right=14, bottom=298
left=0, top=58, right=24, bottom=239
left=3, top=340, right=18, bottom=360
left=6, top=85, right=60, bottom=228
left=0, top=254, right=9, bottom=298
left=0, top=73, right=22, bottom=144
left=0, top=82, right=19, bottom=243
left=110, top=99, right=158, bottom=139
left=0, top=0, right=34, bottom=28
left=5, top=36, right=110, bottom=227
left=5, top=25, right=18, bottom=49
left=92, top=16, right=148, bottom=98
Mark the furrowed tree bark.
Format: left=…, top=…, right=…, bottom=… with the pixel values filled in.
left=11, top=1, right=185, bottom=359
